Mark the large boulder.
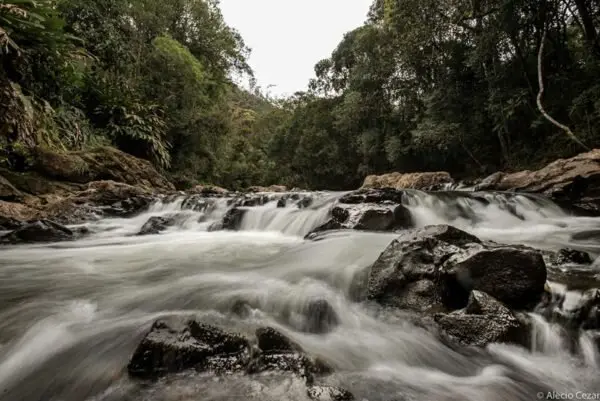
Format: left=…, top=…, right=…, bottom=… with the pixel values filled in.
left=434, top=291, right=526, bottom=347
left=362, top=171, right=454, bottom=190
left=366, top=225, right=547, bottom=312
left=34, top=146, right=174, bottom=191
left=307, top=188, right=413, bottom=237
left=128, top=319, right=332, bottom=385
left=479, top=149, right=600, bottom=213
left=1, top=219, right=74, bottom=244
left=128, top=318, right=251, bottom=378
left=310, top=204, right=412, bottom=236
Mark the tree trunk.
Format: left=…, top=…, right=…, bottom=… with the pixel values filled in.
left=536, top=28, right=588, bottom=150
left=573, top=0, right=600, bottom=56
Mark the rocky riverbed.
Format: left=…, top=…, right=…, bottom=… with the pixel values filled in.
left=1, top=148, right=600, bottom=401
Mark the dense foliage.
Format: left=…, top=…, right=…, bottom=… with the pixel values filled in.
left=2, top=0, right=600, bottom=190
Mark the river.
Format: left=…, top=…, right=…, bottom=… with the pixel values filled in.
left=0, top=190, right=599, bottom=401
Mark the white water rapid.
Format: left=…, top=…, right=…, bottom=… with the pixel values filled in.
left=1, top=190, right=600, bottom=401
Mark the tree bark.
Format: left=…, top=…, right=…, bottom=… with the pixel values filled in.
left=536, top=28, right=588, bottom=150
left=573, top=0, right=600, bottom=56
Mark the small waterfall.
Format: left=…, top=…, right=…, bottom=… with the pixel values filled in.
left=528, top=313, right=566, bottom=354
left=239, top=193, right=341, bottom=237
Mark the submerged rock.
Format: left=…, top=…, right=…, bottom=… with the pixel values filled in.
left=303, top=299, right=340, bottom=334
left=367, top=225, right=547, bottom=312
left=1, top=219, right=75, bottom=244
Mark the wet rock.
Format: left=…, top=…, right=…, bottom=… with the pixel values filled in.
left=339, top=188, right=405, bottom=204
left=297, top=197, right=313, bottom=209
left=1, top=219, right=75, bottom=244
left=540, top=288, right=600, bottom=330
left=549, top=248, right=593, bottom=266
left=367, top=225, right=547, bottom=312
left=434, top=291, right=525, bottom=347
left=303, top=299, right=340, bottom=334
left=181, top=195, right=216, bottom=212
left=222, top=208, right=247, bottom=230
left=247, top=327, right=325, bottom=383
left=450, top=247, right=547, bottom=309
left=127, top=318, right=251, bottom=378
left=256, top=327, right=302, bottom=353
left=354, top=205, right=412, bottom=231
left=209, top=208, right=248, bottom=231
left=277, top=198, right=287, bottom=208
left=307, top=386, right=355, bottom=401
left=138, top=215, right=182, bottom=236
left=104, top=195, right=155, bottom=218
left=309, top=203, right=412, bottom=237
left=362, top=171, right=454, bottom=190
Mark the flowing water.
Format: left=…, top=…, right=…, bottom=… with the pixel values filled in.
left=1, top=190, right=600, bottom=401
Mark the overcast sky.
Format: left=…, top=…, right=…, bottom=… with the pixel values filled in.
left=219, top=0, right=372, bottom=97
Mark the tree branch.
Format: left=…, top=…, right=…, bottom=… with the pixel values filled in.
left=536, top=27, right=588, bottom=150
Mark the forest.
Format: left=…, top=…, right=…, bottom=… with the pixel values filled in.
left=1, top=0, right=600, bottom=190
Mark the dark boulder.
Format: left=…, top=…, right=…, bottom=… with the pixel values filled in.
left=248, top=327, right=329, bottom=384
left=138, top=214, right=185, bottom=236
left=367, top=225, right=547, bottom=312
left=307, top=386, right=355, bottom=401
left=277, top=198, right=287, bottom=208
left=434, top=291, right=525, bottom=347
left=354, top=205, right=412, bottom=231
left=339, top=188, right=406, bottom=204
left=548, top=248, right=593, bottom=266
left=297, top=197, right=313, bottom=209
left=309, top=203, right=412, bottom=237
left=128, top=320, right=334, bottom=384
left=1, top=219, right=75, bottom=244
left=449, top=247, right=547, bottom=309
left=127, top=318, right=251, bottom=378
left=256, top=327, right=302, bottom=353
left=209, top=208, right=248, bottom=231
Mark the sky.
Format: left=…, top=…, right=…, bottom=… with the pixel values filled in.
left=219, top=0, right=372, bottom=97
